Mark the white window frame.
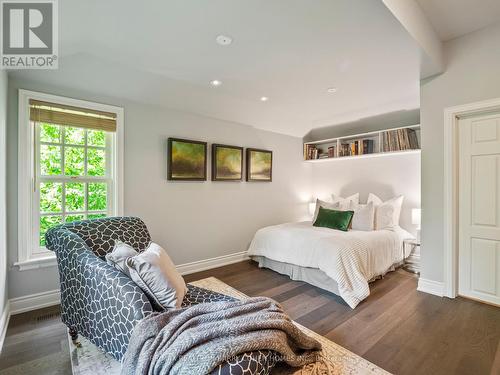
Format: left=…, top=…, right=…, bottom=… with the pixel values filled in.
left=16, top=90, right=124, bottom=271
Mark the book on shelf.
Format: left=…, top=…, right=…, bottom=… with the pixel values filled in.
left=382, top=128, right=419, bottom=152
left=350, top=142, right=356, bottom=156
left=339, top=139, right=374, bottom=157
left=327, top=145, right=336, bottom=158
left=304, top=143, right=341, bottom=160
left=362, top=139, right=374, bottom=154
left=340, top=143, right=350, bottom=157
left=304, top=144, right=322, bottom=160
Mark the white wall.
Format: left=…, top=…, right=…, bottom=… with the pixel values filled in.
left=125, top=102, right=312, bottom=265
left=311, top=153, right=421, bottom=234
left=6, top=77, right=312, bottom=299
left=420, top=22, right=500, bottom=282
left=0, top=71, right=8, bottom=346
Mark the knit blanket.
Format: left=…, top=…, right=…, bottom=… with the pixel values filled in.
left=121, top=296, right=322, bottom=375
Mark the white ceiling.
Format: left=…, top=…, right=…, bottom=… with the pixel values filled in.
left=11, top=0, right=421, bottom=137
left=417, top=0, right=500, bottom=41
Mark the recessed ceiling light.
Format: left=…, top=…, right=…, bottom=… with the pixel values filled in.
left=210, top=80, right=222, bottom=87
left=327, top=87, right=338, bottom=93
left=216, top=35, right=232, bottom=46
left=260, top=96, right=269, bottom=102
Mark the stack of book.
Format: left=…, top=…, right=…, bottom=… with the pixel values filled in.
left=327, top=145, right=336, bottom=158
left=383, top=128, right=419, bottom=152
left=339, top=139, right=374, bottom=157
left=340, top=143, right=350, bottom=157
left=362, top=139, right=375, bottom=154
left=303, top=144, right=319, bottom=160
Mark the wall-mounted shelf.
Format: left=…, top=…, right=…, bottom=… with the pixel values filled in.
left=303, top=124, right=421, bottom=161
left=304, top=149, right=420, bottom=163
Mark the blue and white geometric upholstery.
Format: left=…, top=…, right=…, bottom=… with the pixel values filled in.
left=46, top=217, right=155, bottom=360
left=46, top=217, right=277, bottom=373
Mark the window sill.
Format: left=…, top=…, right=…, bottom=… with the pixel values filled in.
left=14, top=254, right=57, bottom=271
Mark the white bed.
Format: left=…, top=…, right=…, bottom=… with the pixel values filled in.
left=247, top=221, right=413, bottom=308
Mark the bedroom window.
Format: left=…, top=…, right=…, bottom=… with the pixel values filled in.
left=17, top=91, right=124, bottom=270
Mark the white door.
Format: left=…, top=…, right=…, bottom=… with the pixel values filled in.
left=458, top=111, right=500, bottom=306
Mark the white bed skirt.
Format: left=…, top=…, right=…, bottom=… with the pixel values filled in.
left=251, top=256, right=341, bottom=296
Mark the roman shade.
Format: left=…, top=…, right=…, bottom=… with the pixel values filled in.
left=29, top=99, right=117, bottom=132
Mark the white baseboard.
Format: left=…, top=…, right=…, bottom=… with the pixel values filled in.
left=5, top=252, right=249, bottom=316
left=0, top=301, right=11, bottom=354
left=176, top=251, right=249, bottom=275
left=417, top=278, right=445, bottom=297
left=9, top=289, right=61, bottom=315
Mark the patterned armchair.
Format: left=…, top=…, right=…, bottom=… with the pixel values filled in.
left=45, top=217, right=155, bottom=360
left=46, top=216, right=277, bottom=373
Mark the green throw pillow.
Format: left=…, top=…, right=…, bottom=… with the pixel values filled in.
left=313, top=206, right=354, bottom=231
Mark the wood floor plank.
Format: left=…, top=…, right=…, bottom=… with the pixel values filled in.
left=326, top=280, right=420, bottom=356
left=1, top=260, right=499, bottom=375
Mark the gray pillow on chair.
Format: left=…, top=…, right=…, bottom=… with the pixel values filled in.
left=125, top=242, right=187, bottom=309
left=105, top=241, right=138, bottom=273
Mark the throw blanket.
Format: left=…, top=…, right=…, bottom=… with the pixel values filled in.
left=121, top=297, right=322, bottom=375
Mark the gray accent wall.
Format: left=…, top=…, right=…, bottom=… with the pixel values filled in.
left=6, top=77, right=312, bottom=299
left=420, top=22, right=500, bottom=283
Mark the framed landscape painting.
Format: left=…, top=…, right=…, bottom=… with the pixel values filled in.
left=167, top=138, right=207, bottom=181
left=246, top=148, right=272, bottom=182
left=211, top=144, right=243, bottom=181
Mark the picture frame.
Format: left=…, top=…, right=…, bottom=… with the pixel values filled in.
left=211, top=144, right=244, bottom=181
left=167, top=138, right=207, bottom=181
left=246, top=148, right=273, bottom=182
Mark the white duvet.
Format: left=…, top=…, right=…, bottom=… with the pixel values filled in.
left=247, top=221, right=413, bottom=308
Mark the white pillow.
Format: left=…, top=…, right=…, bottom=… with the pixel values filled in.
left=331, top=193, right=359, bottom=210
left=312, top=198, right=341, bottom=223
left=368, top=193, right=404, bottom=230
left=106, top=241, right=138, bottom=274
left=125, top=242, right=187, bottom=309
left=349, top=201, right=375, bottom=231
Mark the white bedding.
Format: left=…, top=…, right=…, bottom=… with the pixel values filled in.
left=247, top=221, right=413, bottom=308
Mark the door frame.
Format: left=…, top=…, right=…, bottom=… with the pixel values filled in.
left=443, top=97, right=500, bottom=298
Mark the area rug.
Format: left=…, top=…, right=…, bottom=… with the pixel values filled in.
left=70, top=277, right=390, bottom=375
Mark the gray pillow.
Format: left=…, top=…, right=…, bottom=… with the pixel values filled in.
left=125, top=242, right=187, bottom=309
left=105, top=241, right=138, bottom=273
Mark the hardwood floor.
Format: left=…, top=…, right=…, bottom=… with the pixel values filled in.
left=1, top=260, right=499, bottom=374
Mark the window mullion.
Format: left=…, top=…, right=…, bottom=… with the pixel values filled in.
left=60, top=126, right=66, bottom=223
left=106, top=132, right=113, bottom=216
left=83, top=130, right=89, bottom=220
left=61, top=126, right=66, bottom=177
left=85, top=179, right=89, bottom=219
left=84, top=129, right=88, bottom=177
left=61, top=181, right=66, bottom=223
